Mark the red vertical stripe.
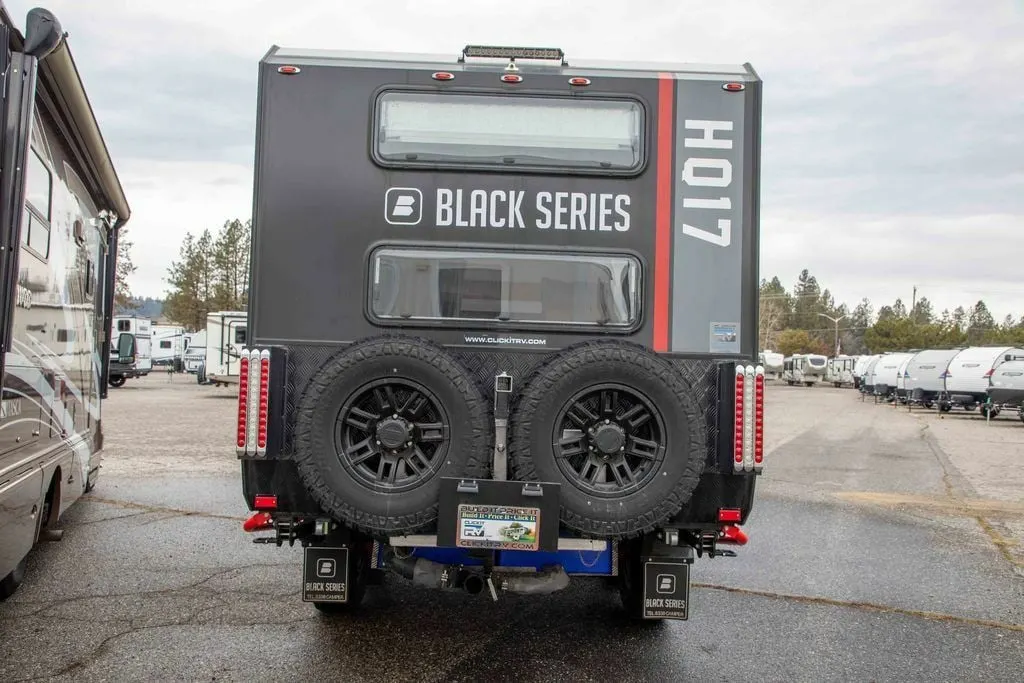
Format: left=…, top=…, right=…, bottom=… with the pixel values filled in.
left=653, top=73, right=674, bottom=353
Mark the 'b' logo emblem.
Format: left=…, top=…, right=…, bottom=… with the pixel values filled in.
left=385, top=188, right=423, bottom=225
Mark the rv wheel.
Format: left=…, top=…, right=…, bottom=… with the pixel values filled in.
left=292, top=336, right=492, bottom=536
left=508, top=341, right=705, bottom=539
left=108, top=375, right=125, bottom=388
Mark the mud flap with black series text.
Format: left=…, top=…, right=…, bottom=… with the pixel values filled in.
left=302, top=546, right=350, bottom=603
left=642, top=553, right=692, bottom=620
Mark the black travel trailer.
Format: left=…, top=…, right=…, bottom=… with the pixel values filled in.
left=238, top=45, right=763, bottom=620
left=0, top=4, right=130, bottom=599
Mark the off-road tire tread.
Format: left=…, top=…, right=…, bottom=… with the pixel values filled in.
left=508, top=340, right=706, bottom=540
left=293, top=335, right=491, bottom=537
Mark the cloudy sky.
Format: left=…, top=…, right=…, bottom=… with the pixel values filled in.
left=8, top=0, right=1022, bottom=323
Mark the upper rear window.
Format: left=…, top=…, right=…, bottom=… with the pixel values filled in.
left=374, top=91, right=644, bottom=174
left=369, top=246, right=641, bottom=330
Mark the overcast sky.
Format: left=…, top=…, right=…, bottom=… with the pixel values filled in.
left=8, top=0, right=1022, bottom=323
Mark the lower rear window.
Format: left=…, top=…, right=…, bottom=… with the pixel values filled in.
left=369, top=246, right=641, bottom=329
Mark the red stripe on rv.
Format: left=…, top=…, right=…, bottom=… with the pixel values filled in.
left=654, top=73, right=674, bottom=352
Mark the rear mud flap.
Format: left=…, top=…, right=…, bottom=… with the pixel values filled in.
left=641, top=558, right=691, bottom=620
left=301, top=546, right=350, bottom=603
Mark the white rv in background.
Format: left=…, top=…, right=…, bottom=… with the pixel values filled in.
left=152, top=324, right=186, bottom=371
left=904, top=348, right=961, bottom=407
left=203, top=311, right=247, bottom=386
left=183, top=330, right=207, bottom=375
left=871, top=352, right=916, bottom=400
left=825, top=355, right=857, bottom=387
left=759, top=350, right=784, bottom=379
left=108, top=315, right=153, bottom=387
left=940, top=346, right=1024, bottom=413
left=782, top=354, right=828, bottom=386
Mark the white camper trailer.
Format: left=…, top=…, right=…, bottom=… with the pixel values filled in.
left=825, top=355, right=857, bottom=387
left=860, top=355, right=885, bottom=394
left=109, top=316, right=153, bottom=387
left=940, top=346, right=1024, bottom=413
left=854, top=354, right=880, bottom=390
left=986, top=357, right=1024, bottom=422
left=782, top=354, right=828, bottom=386
left=870, top=352, right=915, bottom=400
left=904, top=349, right=961, bottom=407
left=203, top=311, right=247, bottom=386
left=152, top=324, right=186, bottom=371
left=759, top=350, right=784, bottom=380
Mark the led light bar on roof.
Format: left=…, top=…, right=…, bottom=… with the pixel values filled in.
left=461, top=45, right=566, bottom=63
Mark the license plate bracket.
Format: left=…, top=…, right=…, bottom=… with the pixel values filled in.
left=641, top=559, right=691, bottom=620
left=436, top=477, right=561, bottom=552
left=301, top=546, right=350, bottom=603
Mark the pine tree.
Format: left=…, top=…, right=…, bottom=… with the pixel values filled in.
left=114, top=227, right=137, bottom=311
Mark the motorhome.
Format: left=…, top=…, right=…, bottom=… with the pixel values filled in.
left=904, top=348, right=960, bottom=408
left=108, top=315, right=152, bottom=387
left=0, top=3, right=130, bottom=599
left=783, top=354, right=827, bottom=386
left=236, top=43, right=764, bottom=621
left=941, top=346, right=1024, bottom=413
left=152, top=323, right=185, bottom=371
left=824, top=355, right=856, bottom=387
left=203, top=311, right=246, bottom=386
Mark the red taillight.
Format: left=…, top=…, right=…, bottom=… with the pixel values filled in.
left=431, top=71, right=455, bottom=81
left=734, top=368, right=745, bottom=465
left=258, top=357, right=270, bottom=451
left=253, top=494, right=277, bottom=510
left=722, top=82, right=745, bottom=92
left=568, top=76, right=591, bottom=86
left=718, top=508, right=742, bottom=523
left=277, top=65, right=301, bottom=75
left=501, top=74, right=523, bottom=83
left=754, top=370, right=765, bottom=470
left=236, top=354, right=250, bottom=452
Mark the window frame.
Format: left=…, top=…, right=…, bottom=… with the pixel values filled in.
left=363, top=241, right=646, bottom=335
left=21, top=146, right=53, bottom=261
left=370, top=86, right=649, bottom=177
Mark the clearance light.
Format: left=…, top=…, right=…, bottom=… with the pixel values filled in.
left=277, top=65, right=301, bottom=75
left=431, top=71, right=455, bottom=81
left=722, top=82, right=745, bottom=92
left=568, top=77, right=591, bottom=86
left=501, top=74, right=523, bottom=83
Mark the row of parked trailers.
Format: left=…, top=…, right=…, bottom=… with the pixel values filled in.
left=760, top=347, right=1024, bottom=423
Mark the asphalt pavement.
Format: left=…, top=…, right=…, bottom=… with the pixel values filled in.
left=0, top=375, right=1021, bottom=682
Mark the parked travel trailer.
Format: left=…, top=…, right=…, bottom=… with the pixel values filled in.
left=870, top=352, right=915, bottom=400
left=940, top=346, right=1024, bottom=413
left=986, top=357, right=1024, bottom=423
left=203, top=311, right=246, bottom=386
left=825, top=355, right=856, bottom=387
left=237, top=43, right=764, bottom=620
left=904, top=348, right=960, bottom=407
left=859, top=355, right=885, bottom=395
left=152, top=324, right=185, bottom=371
left=853, top=354, right=880, bottom=390
left=108, top=315, right=152, bottom=387
left=783, top=354, right=828, bottom=386
left=759, top=350, right=784, bottom=379
left=0, top=3, right=130, bottom=599
left=183, top=329, right=207, bottom=375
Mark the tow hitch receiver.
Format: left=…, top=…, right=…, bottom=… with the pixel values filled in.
left=302, top=546, right=350, bottom=603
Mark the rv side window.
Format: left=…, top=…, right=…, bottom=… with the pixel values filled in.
left=369, top=246, right=641, bottom=329
left=26, top=147, right=52, bottom=220
left=374, top=91, right=644, bottom=173
left=117, top=320, right=131, bottom=332
left=160, top=341, right=172, bottom=349
left=234, top=327, right=247, bottom=344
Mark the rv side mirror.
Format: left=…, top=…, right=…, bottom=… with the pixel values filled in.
left=23, top=8, right=64, bottom=59
left=117, top=333, right=136, bottom=364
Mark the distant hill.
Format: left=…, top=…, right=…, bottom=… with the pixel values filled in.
left=117, top=296, right=164, bottom=319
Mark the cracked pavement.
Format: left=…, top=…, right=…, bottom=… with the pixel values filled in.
left=0, top=375, right=1021, bottom=682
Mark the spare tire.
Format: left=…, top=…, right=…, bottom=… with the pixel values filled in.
left=508, top=340, right=705, bottom=539
left=293, top=336, right=492, bottom=536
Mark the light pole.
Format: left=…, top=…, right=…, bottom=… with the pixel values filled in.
left=819, top=313, right=847, bottom=357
